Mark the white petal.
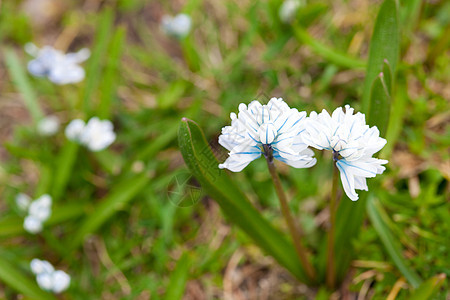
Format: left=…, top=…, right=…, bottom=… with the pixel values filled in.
left=16, top=193, right=31, bottom=211
left=48, top=64, right=85, bottom=85
left=37, top=273, right=53, bottom=291
left=336, top=159, right=378, bottom=178
left=65, top=119, right=86, bottom=141
left=24, top=216, right=43, bottom=233
left=52, top=270, right=71, bottom=293
left=30, top=259, right=54, bottom=275
left=219, top=143, right=261, bottom=172
left=28, top=60, right=48, bottom=77
left=336, top=161, right=358, bottom=201
left=37, top=116, right=60, bottom=136
left=354, top=176, right=368, bottom=191
left=28, top=194, right=52, bottom=221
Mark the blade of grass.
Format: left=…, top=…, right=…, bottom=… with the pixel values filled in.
left=292, top=25, right=366, bottom=69
left=362, top=0, right=399, bottom=113
left=98, top=26, right=126, bottom=119
left=4, top=48, right=43, bottom=123
left=367, top=70, right=391, bottom=137
left=69, top=172, right=150, bottom=250
left=81, top=8, right=114, bottom=114
left=367, top=196, right=422, bottom=288
left=0, top=252, right=55, bottom=300
left=409, top=273, right=446, bottom=300
left=179, top=118, right=310, bottom=283
left=164, top=253, right=190, bottom=300
left=52, top=142, right=79, bottom=201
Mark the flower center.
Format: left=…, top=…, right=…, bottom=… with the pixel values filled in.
left=258, top=122, right=277, bottom=144
left=330, top=136, right=348, bottom=152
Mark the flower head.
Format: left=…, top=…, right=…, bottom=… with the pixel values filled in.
left=219, top=97, right=316, bottom=172
left=279, top=0, right=303, bottom=23
left=65, top=117, right=116, bottom=151
left=37, top=115, right=60, bottom=136
left=22, top=194, right=52, bottom=234
left=303, top=105, right=388, bottom=200
left=30, top=259, right=70, bottom=294
left=161, top=13, right=192, bottom=39
left=25, top=43, right=90, bottom=85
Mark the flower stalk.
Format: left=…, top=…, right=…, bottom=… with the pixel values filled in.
left=326, top=157, right=340, bottom=289
left=264, top=145, right=316, bottom=282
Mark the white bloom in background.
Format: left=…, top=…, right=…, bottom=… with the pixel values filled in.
left=279, top=0, right=303, bottom=23
left=303, top=105, right=388, bottom=201
left=161, top=13, right=192, bottom=38
left=22, top=194, right=52, bottom=234
left=30, top=259, right=71, bottom=294
left=65, top=119, right=86, bottom=142
left=25, top=43, right=90, bottom=85
left=65, top=117, right=116, bottom=151
left=79, top=117, right=116, bottom=151
left=37, top=116, right=60, bottom=136
left=16, top=193, right=32, bottom=211
left=219, top=97, right=316, bottom=172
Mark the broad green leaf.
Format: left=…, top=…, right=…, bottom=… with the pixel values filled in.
left=69, top=172, right=150, bottom=250
left=0, top=252, right=55, bottom=300
left=81, top=8, right=113, bottom=114
left=178, top=118, right=310, bottom=283
left=409, top=273, right=446, bottom=300
left=292, top=25, right=365, bottom=69
left=367, top=71, right=391, bottom=137
left=4, top=49, right=43, bottom=123
left=164, top=253, right=190, bottom=300
left=98, top=26, right=126, bottom=119
left=362, top=0, right=399, bottom=113
left=367, top=196, right=422, bottom=288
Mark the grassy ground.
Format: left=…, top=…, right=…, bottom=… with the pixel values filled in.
left=0, top=0, right=449, bottom=299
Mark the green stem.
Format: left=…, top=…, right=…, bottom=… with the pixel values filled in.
left=264, top=150, right=316, bottom=282
left=326, top=162, right=340, bottom=289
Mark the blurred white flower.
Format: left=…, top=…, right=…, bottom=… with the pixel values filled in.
left=25, top=43, right=90, bottom=85
left=16, top=193, right=32, bottom=211
left=303, top=105, right=388, bottom=201
left=65, top=119, right=86, bottom=142
left=65, top=117, right=116, bottom=151
left=161, top=13, right=191, bottom=38
left=22, top=194, right=52, bottom=234
left=219, top=97, right=316, bottom=172
left=37, top=115, right=60, bottom=136
left=30, top=259, right=70, bottom=294
left=279, top=0, right=303, bottom=23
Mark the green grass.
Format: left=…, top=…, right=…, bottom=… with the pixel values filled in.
left=0, top=0, right=448, bottom=299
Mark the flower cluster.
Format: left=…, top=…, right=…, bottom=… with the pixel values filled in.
left=37, top=115, right=60, bottom=136
left=30, top=259, right=71, bottom=293
left=161, top=13, right=192, bottom=39
left=25, top=43, right=90, bottom=85
left=65, top=117, right=116, bottom=152
left=16, top=194, right=52, bottom=234
left=219, top=99, right=388, bottom=201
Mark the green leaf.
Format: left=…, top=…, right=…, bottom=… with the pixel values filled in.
left=81, top=8, right=113, bottom=114
left=178, top=118, right=309, bottom=283
left=52, top=142, right=79, bottom=201
left=367, top=70, right=391, bottom=137
left=0, top=251, right=55, bottom=300
left=4, top=48, right=43, bottom=123
left=292, top=25, right=365, bottom=69
left=164, top=253, right=190, bottom=300
left=156, top=80, right=188, bottom=109
left=367, top=196, right=422, bottom=288
left=409, top=273, right=446, bottom=300
left=362, top=0, right=399, bottom=113
left=98, top=26, right=126, bottom=119
left=69, top=172, right=150, bottom=250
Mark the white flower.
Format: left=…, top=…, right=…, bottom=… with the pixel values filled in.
left=23, top=194, right=52, bottom=234
left=279, top=0, right=303, bottom=23
left=161, top=13, right=192, bottom=38
left=16, top=193, right=32, bottom=211
left=30, top=259, right=70, bottom=294
left=79, top=117, right=116, bottom=151
left=303, top=105, right=388, bottom=201
left=219, top=97, right=316, bottom=172
left=25, top=43, right=90, bottom=85
left=65, top=119, right=86, bottom=142
left=37, top=116, right=60, bottom=136
left=65, top=117, right=116, bottom=151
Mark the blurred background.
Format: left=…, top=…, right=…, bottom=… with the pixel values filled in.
left=0, top=0, right=449, bottom=299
